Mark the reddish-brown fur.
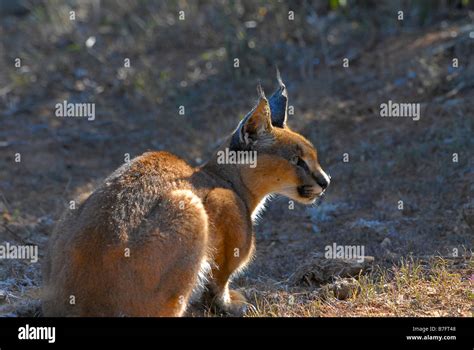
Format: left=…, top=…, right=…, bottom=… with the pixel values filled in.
left=42, top=82, right=330, bottom=316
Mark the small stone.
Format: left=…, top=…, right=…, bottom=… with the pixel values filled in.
left=381, top=237, right=392, bottom=249
left=0, top=290, right=7, bottom=303
left=462, top=204, right=474, bottom=229
left=289, top=253, right=374, bottom=287
left=330, top=278, right=360, bottom=300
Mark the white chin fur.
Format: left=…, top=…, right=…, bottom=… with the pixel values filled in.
left=278, top=188, right=319, bottom=205
left=301, top=196, right=318, bottom=205
left=279, top=188, right=323, bottom=205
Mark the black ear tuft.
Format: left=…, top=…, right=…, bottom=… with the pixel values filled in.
left=256, top=81, right=266, bottom=100
left=230, top=85, right=272, bottom=150
left=268, top=68, right=288, bottom=128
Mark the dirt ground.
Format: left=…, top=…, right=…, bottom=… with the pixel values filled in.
left=0, top=2, right=472, bottom=316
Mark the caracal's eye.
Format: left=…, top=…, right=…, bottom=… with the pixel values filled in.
left=296, top=157, right=310, bottom=172
left=290, top=155, right=299, bottom=165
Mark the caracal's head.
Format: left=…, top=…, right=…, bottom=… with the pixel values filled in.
left=230, top=72, right=330, bottom=205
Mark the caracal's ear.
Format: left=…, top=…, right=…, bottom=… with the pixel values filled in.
left=230, top=84, right=273, bottom=150
left=268, top=68, right=288, bottom=128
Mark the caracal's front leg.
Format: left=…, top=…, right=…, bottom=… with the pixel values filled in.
left=203, top=188, right=255, bottom=316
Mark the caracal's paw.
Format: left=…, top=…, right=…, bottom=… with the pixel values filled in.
left=219, top=289, right=256, bottom=317
left=205, top=289, right=254, bottom=317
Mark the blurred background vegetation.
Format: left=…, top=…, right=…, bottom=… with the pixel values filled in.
left=1, top=0, right=473, bottom=109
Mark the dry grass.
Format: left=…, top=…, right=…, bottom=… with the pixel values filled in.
left=245, top=257, right=473, bottom=317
